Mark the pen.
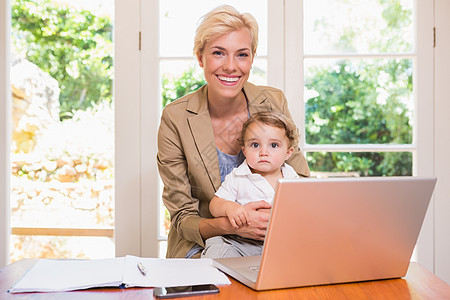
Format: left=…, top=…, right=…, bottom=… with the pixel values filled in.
left=137, top=261, right=148, bottom=276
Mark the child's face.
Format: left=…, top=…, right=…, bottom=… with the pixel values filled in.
left=242, top=121, right=294, bottom=177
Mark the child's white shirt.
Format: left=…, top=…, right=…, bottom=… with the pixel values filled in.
left=215, top=159, right=299, bottom=205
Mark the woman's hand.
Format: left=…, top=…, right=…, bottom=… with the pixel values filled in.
left=233, top=200, right=272, bottom=240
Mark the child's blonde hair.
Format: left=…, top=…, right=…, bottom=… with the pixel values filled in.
left=240, top=111, right=299, bottom=149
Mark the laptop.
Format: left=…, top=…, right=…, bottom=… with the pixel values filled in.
left=213, top=176, right=437, bottom=291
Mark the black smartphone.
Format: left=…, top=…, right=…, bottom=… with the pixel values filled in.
left=153, top=284, right=219, bottom=298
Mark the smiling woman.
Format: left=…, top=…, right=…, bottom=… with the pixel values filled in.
left=157, top=5, right=310, bottom=259
left=198, top=29, right=254, bottom=156
left=157, top=0, right=269, bottom=257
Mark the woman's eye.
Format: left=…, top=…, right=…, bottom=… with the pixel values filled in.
left=213, top=51, right=224, bottom=56
left=237, top=52, right=249, bottom=58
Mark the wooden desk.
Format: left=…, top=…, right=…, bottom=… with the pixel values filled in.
left=1, top=259, right=449, bottom=299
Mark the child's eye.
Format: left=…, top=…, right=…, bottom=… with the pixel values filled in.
left=250, top=142, right=260, bottom=148
left=270, top=143, right=279, bottom=148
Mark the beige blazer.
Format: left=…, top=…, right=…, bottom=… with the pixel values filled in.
left=157, top=82, right=310, bottom=258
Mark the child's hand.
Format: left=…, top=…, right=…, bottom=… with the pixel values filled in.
left=226, top=205, right=250, bottom=229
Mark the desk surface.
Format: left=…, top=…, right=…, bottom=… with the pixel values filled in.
left=1, top=259, right=449, bottom=300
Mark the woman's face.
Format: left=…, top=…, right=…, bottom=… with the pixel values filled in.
left=197, top=29, right=254, bottom=101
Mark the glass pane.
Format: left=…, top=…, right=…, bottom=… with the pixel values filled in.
left=303, top=0, right=413, bottom=54
left=160, top=60, right=205, bottom=108
left=10, top=0, right=114, bottom=261
left=304, top=58, right=413, bottom=145
left=307, top=151, right=412, bottom=177
left=160, top=0, right=267, bottom=57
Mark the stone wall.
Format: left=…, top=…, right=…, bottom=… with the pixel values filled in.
left=10, top=53, right=61, bottom=153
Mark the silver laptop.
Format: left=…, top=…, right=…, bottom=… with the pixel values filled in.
left=213, top=176, right=437, bottom=291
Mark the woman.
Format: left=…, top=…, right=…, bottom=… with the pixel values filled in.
left=157, top=5, right=310, bottom=259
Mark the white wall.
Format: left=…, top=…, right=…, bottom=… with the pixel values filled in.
left=434, top=0, right=450, bottom=284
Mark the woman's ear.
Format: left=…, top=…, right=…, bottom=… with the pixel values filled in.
left=197, top=54, right=204, bottom=68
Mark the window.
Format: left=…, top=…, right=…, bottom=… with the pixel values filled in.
left=284, top=0, right=434, bottom=268
left=284, top=0, right=433, bottom=179
left=136, top=0, right=434, bottom=258
left=303, top=0, right=414, bottom=177
left=3, top=0, right=443, bottom=277
left=9, top=0, right=115, bottom=261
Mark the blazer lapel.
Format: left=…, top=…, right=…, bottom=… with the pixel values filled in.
left=243, top=83, right=273, bottom=114
left=185, top=83, right=274, bottom=192
left=186, top=86, right=221, bottom=191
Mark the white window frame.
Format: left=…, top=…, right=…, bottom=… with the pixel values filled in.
left=284, top=0, right=434, bottom=265
left=434, top=0, right=450, bottom=284
left=0, top=0, right=11, bottom=268
left=2, top=0, right=450, bottom=284
left=114, top=0, right=160, bottom=258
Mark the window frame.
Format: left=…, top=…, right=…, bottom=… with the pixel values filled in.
left=1, top=0, right=448, bottom=283
left=0, top=0, right=11, bottom=268
left=284, top=0, right=435, bottom=270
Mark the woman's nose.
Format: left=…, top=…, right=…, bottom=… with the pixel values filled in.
left=223, top=56, right=237, bottom=72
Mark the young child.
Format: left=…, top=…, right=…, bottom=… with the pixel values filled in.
left=201, top=111, right=300, bottom=258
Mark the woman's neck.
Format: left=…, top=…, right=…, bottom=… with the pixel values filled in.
left=207, top=90, right=247, bottom=119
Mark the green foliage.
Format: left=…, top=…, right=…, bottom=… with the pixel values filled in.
left=305, top=59, right=412, bottom=176
left=11, top=0, right=113, bottom=119
left=161, top=66, right=205, bottom=108
left=305, top=60, right=412, bottom=145
left=303, top=0, right=413, bottom=176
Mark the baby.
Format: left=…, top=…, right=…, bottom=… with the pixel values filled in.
left=202, top=111, right=300, bottom=258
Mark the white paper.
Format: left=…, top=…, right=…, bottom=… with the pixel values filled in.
left=9, top=257, right=125, bottom=293
left=122, top=255, right=231, bottom=288
left=9, top=256, right=230, bottom=293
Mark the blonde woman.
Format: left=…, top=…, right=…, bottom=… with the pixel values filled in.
left=157, top=5, right=310, bottom=259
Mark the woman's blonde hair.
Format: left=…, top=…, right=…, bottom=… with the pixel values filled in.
left=193, top=5, right=259, bottom=58
left=239, top=111, right=299, bottom=149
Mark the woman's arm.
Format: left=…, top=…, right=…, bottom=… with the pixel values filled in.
left=157, top=106, right=206, bottom=249
left=200, top=200, right=272, bottom=241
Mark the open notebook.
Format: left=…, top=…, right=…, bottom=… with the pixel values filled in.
left=9, top=255, right=230, bottom=293
left=213, top=176, right=437, bottom=291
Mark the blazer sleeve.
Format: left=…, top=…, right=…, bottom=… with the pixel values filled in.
left=157, top=107, right=204, bottom=249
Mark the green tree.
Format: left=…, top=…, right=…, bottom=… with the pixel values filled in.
left=161, top=66, right=205, bottom=108
left=303, top=0, right=413, bottom=176
left=11, top=0, right=113, bottom=119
